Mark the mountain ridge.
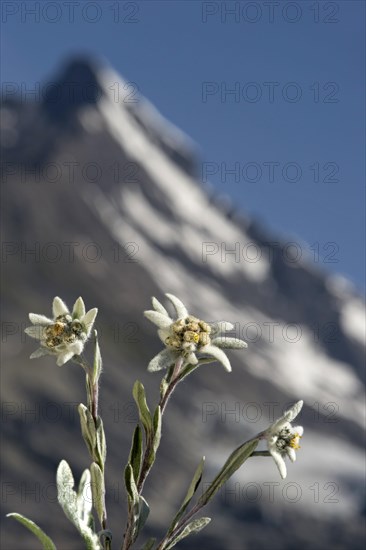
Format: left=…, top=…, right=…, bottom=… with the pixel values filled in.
left=1, top=57, right=365, bottom=550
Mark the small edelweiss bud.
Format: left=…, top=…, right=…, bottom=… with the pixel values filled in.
left=199, top=321, right=211, bottom=333
left=172, top=319, right=185, bottom=333
left=165, top=336, right=181, bottom=348
left=276, top=439, right=287, bottom=450
left=186, top=321, right=199, bottom=332
left=183, top=331, right=199, bottom=343
left=199, top=332, right=211, bottom=346
left=186, top=315, right=197, bottom=323
left=53, top=322, right=66, bottom=336
left=46, top=337, right=58, bottom=348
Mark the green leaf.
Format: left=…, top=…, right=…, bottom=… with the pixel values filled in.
left=160, top=377, right=169, bottom=399
left=124, top=464, right=149, bottom=542
left=168, top=457, right=205, bottom=534
left=78, top=403, right=96, bottom=459
left=57, top=460, right=79, bottom=526
left=129, top=426, right=143, bottom=482
left=198, top=439, right=259, bottom=505
left=90, top=462, right=105, bottom=526
left=136, top=495, right=150, bottom=538
left=77, top=469, right=93, bottom=527
left=56, top=460, right=101, bottom=550
left=177, top=358, right=216, bottom=383
left=152, top=406, right=162, bottom=453
left=6, top=513, right=57, bottom=550
left=165, top=517, right=211, bottom=550
left=95, top=416, right=107, bottom=467
left=145, top=405, right=162, bottom=469
left=133, top=381, right=153, bottom=438
left=124, top=463, right=139, bottom=505
left=92, top=330, right=103, bottom=383
left=140, top=538, right=156, bottom=550
left=78, top=404, right=106, bottom=469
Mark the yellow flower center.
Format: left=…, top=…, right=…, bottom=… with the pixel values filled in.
left=165, top=316, right=211, bottom=351
left=43, top=318, right=85, bottom=349
left=289, top=433, right=302, bottom=450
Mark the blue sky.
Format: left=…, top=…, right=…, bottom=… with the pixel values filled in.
left=1, top=0, right=365, bottom=291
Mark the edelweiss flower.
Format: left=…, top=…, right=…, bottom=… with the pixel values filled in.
left=25, top=297, right=98, bottom=366
left=265, top=400, right=304, bottom=479
left=144, top=293, right=247, bottom=373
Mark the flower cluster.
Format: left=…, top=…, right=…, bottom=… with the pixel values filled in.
left=265, top=400, right=304, bottom=479
left=144, top=293, right=247, bottom=372
left=13, top=290, right=309, bottom=550
left=25, top=297, right=97, bottom=366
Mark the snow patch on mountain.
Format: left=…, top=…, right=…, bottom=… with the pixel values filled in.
left=340, top=298, right=366, bottom=346
left=97, top=80, right=270, bottom=283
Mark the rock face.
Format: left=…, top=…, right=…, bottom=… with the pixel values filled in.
left=1, top=58, right=365, bottom=549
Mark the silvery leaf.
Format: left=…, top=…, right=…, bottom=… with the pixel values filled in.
left=6, top=513, right=57, bottom=550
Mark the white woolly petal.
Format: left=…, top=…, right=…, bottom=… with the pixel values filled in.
left=165, top=293, right=188, bottom=319
left=287, top=447, right=297, bottom=462
left=147, top=349, right=179, bottom=372
left=269, top=402, right=303, bottom=433
left=210, top=321, right=234, bottom=335
left=25, top=325, right=44, bottom=339
left=53, top=297, right=69, bottom=318
left=56, top=351, right=74, bottom=366
left=286, top=400, right=304, bottom=422
left=68, top=341, right=84, bottom=356
left=72, top=297, right=86, bottom=319
left=211, top=337, right=248, bottom=349
left=271, top=401, right=304, bottom=433
left=30, top=347, right=50, bottom=359
left=270, top=450, right=287, bottom=479
left=152, top=297, right=169, bottom=317
left=267, top=435, right=278, bottom=448
left=29, top=313, right=53, bottom=326
left=293, top=425, right=304, bottom=437
left=158, top=328, right=170, bottom=343
left=270, top=415, right=291, bottom=434
left=82, top=308, right=98, bottom=337
left=199, top=344, right=232, bottom=372
left=187, top=352, right=198, bottom=365
left=144, top=310, right=172, bottom=328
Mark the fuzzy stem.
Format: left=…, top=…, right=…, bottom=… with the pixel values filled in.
left=74, top=355, right=110, bottom=550
left=122, top=357, right=184, bottom=550
left=156, top=502, right=202, bottom=550
left=250, top=451, right=271, bottom=457
left=156, top=437, right=267, bottom=549
left=159, top=356, right=184, bottom=414
left=137, top=357, right=183, bottom=493
left=92, top=378, right=99, bottom=422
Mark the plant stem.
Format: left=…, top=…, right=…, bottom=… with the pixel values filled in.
left=155, top=439, right=266, bottom=549
left=92, top=378, right=99, bottom=422
left=136, top=357, right=183, bottom=495
left=74, top=355, right=110, bottom=550
left=159, top=358, right=183, bottom=414
left=250, top=450, right=271, bottom=457
left=156, top=502, right=202, bottom=550
left=122, top=357, right=184, bottom=550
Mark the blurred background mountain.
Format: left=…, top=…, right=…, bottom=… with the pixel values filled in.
left=1, top=57, right=365, bottom=549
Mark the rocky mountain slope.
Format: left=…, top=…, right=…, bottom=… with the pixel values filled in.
left=1, top=58, right=365, bottom=550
